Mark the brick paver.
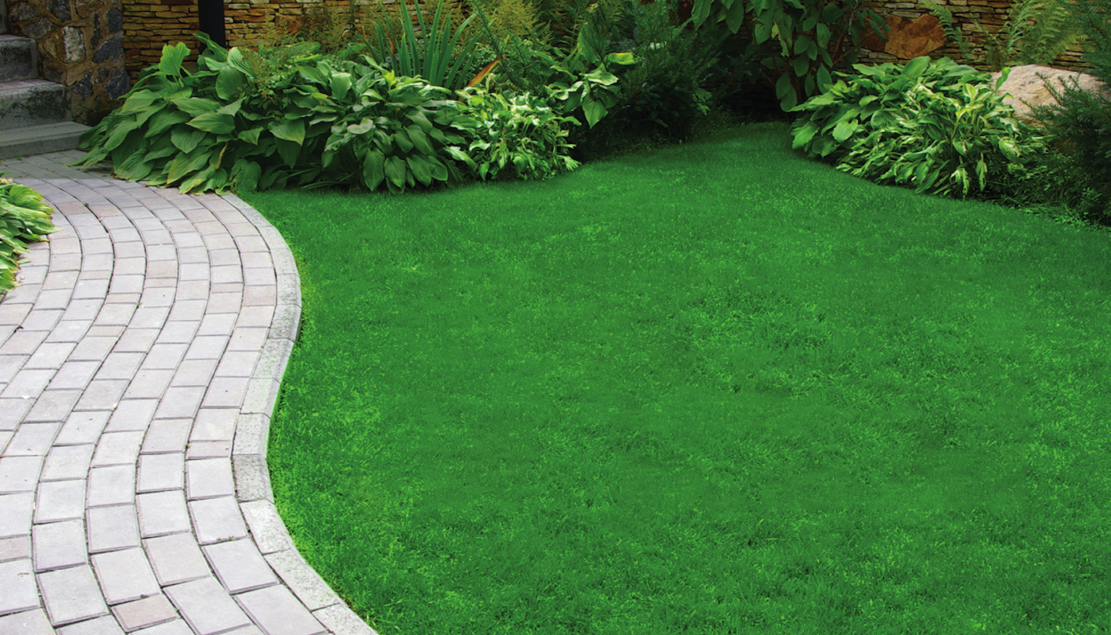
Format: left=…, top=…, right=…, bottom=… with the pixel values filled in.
left=1, top=153, right=374, bottom=634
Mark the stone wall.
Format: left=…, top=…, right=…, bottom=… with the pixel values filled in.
left=7, top=0, right=129, bottom=124
left=116, top=0, right=1092, bottom=82
left=859, top=0, right=1088, bottom=72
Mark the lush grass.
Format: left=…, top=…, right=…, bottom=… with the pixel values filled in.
left=242, top=122, right=1111, bottom=634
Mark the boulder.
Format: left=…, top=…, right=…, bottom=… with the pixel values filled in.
left=861, top=14, right=946, bottom=59
left=990, top=65, right=1110, bottom=125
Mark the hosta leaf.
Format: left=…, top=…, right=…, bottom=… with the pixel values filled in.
left=104, top=119, right=140, bottom=151
left=172, top=98, right=222, bottom=117
left=902, top=56, right=930, bottom=79
left=146, top=109, right=189, bottom=137
left=393, top=129, right=414, bottom=153
left=832, top=120, right=858, bottom=142
left=792, top=121, right=819, bottom=149
left=188, top=112, right=235, bottom=135
left=171, top=126, right=208, bottom=154
left=159, top=42, right=189, bottom=77
left=363, top=150, right=385, bottom=190
left=407, top=155, right=433, bottom=186
left=385, top=156, right=407, bottom=190
left=238, top=127, right=264, bottom=145
left=276, top=139, right=301, bottom=168
left=166, top=148, right=212, bottom=184
left=406, top=125, right=434, bottom=155
left=792, top=55, right=811, bottom=77
left=216, top=66, right=245, bottom=100
left=330, top=72, right=352, bottom=101
left=270, top=119, right=306, bottom=146
left=231, top=159, right=262, bottom=193
left=583, top=100, right=608, bottom=128
left=115, top=151, right=153, bottom=182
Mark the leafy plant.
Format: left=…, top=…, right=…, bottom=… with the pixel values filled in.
left=791, top=56, right=990, bottom=160
left=922, top=0, right=1083, bottom=71
left=690, top=0, right=888, bottom=111
left=452, top=87, right=581, bottom=180
left=792, top=57, right=1040, bottom=198
left=0, top=176, right=55, bottom=295
left=360, top=0, right=486, bottom=90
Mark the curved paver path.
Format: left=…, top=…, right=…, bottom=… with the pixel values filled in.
left=0, top=151, right=374, bottom=635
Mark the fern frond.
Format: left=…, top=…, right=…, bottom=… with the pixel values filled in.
left=922, top=0, right=972, bottom=62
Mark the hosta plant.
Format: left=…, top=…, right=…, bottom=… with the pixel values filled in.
left=0, top=176, right=55, bottom=295
left=452, top=87, right=581, bottom=180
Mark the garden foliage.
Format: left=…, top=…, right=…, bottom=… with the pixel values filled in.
left=0, top=176, right=55, bottom=294
left=691, top=0, right=888, bottom=111
left=791, top=57, right=1041, bottom=198
left=75, top=35, right=583, bottom=194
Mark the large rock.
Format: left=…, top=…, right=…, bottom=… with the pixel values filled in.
left=861, top=14, right=946, bottom=59
left=990, top=65, right=1109, bottom=124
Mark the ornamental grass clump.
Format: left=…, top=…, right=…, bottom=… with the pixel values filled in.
left=791, top=56, right=1042, bottom=198
left=0, top=176, right=55, bottom=295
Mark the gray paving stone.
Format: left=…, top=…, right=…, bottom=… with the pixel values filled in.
left=4, top=423, right=60, bottom=455
left=0, top=303, right=33, bottom=326
left=92, top=547, right=161, bottom=605
left=186, top=442, right=230, bottom=460
left=74, top=380, right=130, bottom=412
left=235, top=585, right=327, bottom=635
left=153, top=387, right=204, bottom=420
left=38, top=563, right=111, bottom=626
left=155, top=322, right=199, bottom=345
left=231, top=454, right=272, bottom=504
left=165, top=577, right=251, bottom=635
left=207, top=292, right=242, bottom=314
left=33, top=518, right=88, bottom=572
left=0, top=493, right=34, bottom=538
left=183, top=336, right=229, bottom=361
left=139, top=345, right=187, bottom=372
left=61, top=300, right=105, bottom=323
left=42, top=444, right=95, bottom=481
left=0, top=356, right=26, bottom=385
left=166, top=301, right=206, bottom=323
left=24, top=390, right=83, bottom=422
left=0, top=535, right=30, bottom=563
left=56, top=615, right=126, bottom=635
left=0, top=330, right=48, bottom=356
left=20, top=308, right=64, bottom=333
left=122, top=371, right=174, bottom=400
left=129, top=308, right=171, bottom=330
left=174, top=281, right=208, bottom=302
left=312, top=605, right=376, bottom=635
left=263, top=549, right=341, bottom=613
left=94, top=303, right=137, bottom=327
left=55, top=411, right=111, bottom=446
left=203, top=539, right=278, bottom=594
left=140, top=420, right=191, bottom=455
left=84, top=502, right=140, bottom=554
left=135, top=491, right=191, bottom=539
left=49, top=362, right=100, bottom=390
left=143, top=533, right=210, bottom=587
left=130, top=619, right=192, bottom=635
left=185, top=458, right=236, bottom=502
left=111, top=595, right=178, bottom=633
left=35, top=479, right=86, bottom=523
left=231, top=414, right=268, bottom=458
left=91, top=432, right=144, bottom=467
left=86, top=465, right=135, bottom=507
left=95, top=353, right=145, bottom=381
left=138, top=288, right=175, bottom=308
left=137, top=454, right=184, bottom=493
left=214, top=351, right=260, bottom=378
left=1, top=368, right=54, bottom=398
left=189, top=409, right=237, bottom=443
left=0, top=455, right=44, bottom=492
left=0, top=559, right=39, bottom=616
left=108, top=275, right=144, bottom=295
left=168, top=359, right=218, bottom=387
left=197, top=314, right=237, bottom=337
left=0, top=608, right=54, bottom=634
left=86, top=325, right=125, bottom=338
left=113, top=329, right=159, bottom=354
left=242, top=267, right=275, bottom=287
left=113, top=257, right=146, bottom=276
left=189, top=496, right=248, bottom=545
left=106, top=400, right=160, bottom=433
left=71, top=279, right=110, bottom=300
left=201, top=377, right=250, bottom=409
left=238, top=501, right=292, bottom=556
left=68, top=337, right=117, bottom=362
left=0, top=398, right=33, bottom=431
left=235, top=306, right=274, bottom=329
left=23, top=341, right=76, bottom=368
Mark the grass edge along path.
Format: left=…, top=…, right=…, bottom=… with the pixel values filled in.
left=242, top=122, right=1111, bottom=635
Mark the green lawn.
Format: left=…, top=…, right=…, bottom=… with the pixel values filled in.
left=242, top=122, right=1111, bottom=634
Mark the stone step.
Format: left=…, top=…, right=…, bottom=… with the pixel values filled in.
left=0, top=121, right=89, bottom=159
left=0, top=35, right=36, bottom=82
left=0, top=79, right=69, bottom=130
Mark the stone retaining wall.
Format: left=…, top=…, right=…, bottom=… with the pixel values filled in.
left=6, top=0, right=129, bottom=124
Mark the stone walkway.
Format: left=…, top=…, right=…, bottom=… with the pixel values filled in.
left=0, top=152, right=374, bottom=635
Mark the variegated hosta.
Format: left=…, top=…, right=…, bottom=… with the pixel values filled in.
left=835, top=80, right=1042, bottom=198
left=791, top=56, right=1044, bottom=199
left=0, top=178, right=55, bottom=294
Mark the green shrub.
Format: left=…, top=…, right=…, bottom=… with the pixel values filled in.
left=1028, top=0, right=1111, bottom=217
left=690, top=0, right=888, bottom=111
left=792, top=57, right=1041, bottom=198
left=0, top=176, right=55, bottom=295
left=452, top=86, right=581, bottom=180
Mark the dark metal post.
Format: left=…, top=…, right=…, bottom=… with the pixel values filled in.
left=198, top=0, right=226, bottom=47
